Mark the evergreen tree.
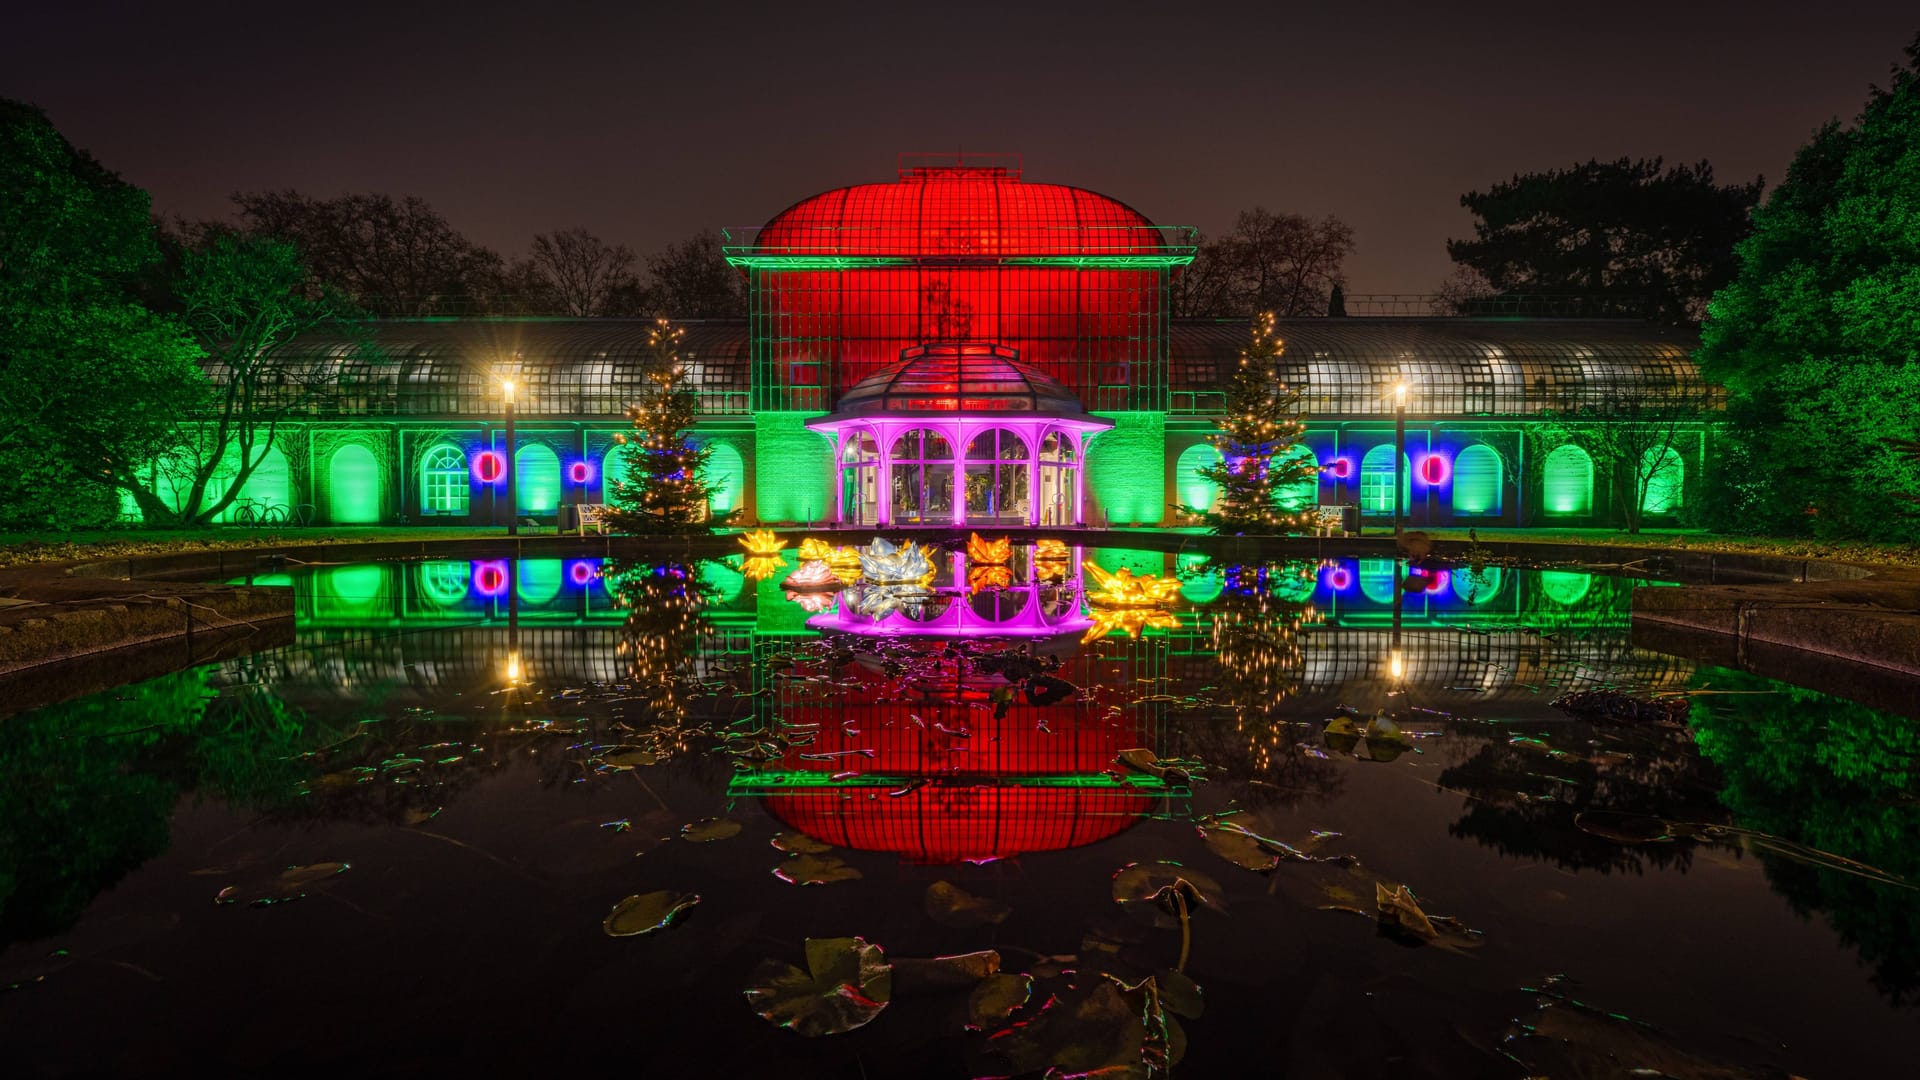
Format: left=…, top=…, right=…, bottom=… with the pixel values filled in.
left=1696, top=35, right=1920, bottom=540
left=604, top=318, right=738, bottom=534
left=1184, top=312, right=1318, bottom=533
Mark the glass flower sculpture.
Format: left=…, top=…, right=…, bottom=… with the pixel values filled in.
left=783, top=558, right=843, bottom=591
left=967, top=564, right=1014, bottom=593
left=739, top=529, right=787, bottom=557
left=966, top=532, right=1012, bottom=565
left=1082, top=562, right=1183, bottom=607
left=739, top=555, right=785, bottom=582
left=783, top=589, right=836, bottom=613
left=857, top=537, right=934, bottom=585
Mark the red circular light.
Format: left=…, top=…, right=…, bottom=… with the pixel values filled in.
left=1328, top=568, right=1352, bottom=590
left=569, top=461, right=592, bottom=484
left=1328, top=458, right=1352, bottom=479
left=1419, top=455, right=1449, bottom=485
left=474, top=451, right=504, bottom=483
left=569, top=561, right=596, bottom=585
left=474, top=564, right=507, bottom=595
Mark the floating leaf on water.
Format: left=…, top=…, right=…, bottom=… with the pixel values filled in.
left=771, top=830, right=832, bottom=855
left=380, top=756, right=424, bottom=772
left=967, top=972, right=1033, bottom=1030
left=1375, top=881, right=1439, bottom=941
left=743, top=936, right=892, bottom=1037
left=984, top=973, right=1186, bottom=1076
left=602, top=891, right=699, bottom=937
left=1323, top=716, right=1361, bottom=754
left=1506, top=992, right=1774, bottom=1079
left=1361, top=712, right=1414, bottom=761
left=1201, top=825, right=1280, bottom=872
left=599, top=746, right=659, bottom=768
left=1157, top=969, right=1204, bottom=1019
left=681, top=818, right=742, bottom=843
left=1115, top=747, right=1189, bottom=784
left=1575, top=810, right=1674, bottom=845
left=1112, top=862, right=1224, bottom=927
left=892, top=950, right=1001, bottom=994
left=215, top=862, right=350, bottom=907
left=774, top=853, right=863, bottom=886
left=925, top=880, right=1011, bottom=928
left=402, top=806, right=442, bottom=826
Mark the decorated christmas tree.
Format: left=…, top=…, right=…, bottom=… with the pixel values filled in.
left=1185, top=311, right=1318, bottom=533
left=604, top=318, right=738, bottom=534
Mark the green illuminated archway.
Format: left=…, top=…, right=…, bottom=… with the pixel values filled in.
left=416, top=561, right=471, bottom=607
left=1275, top=444, right=1319, bottom=513
left=516, top=444, right=561, bottom=515
left=1542, top=445, right=1593, bottom=516
left=516, top=559, right=562, bottom=606
left=1452, top=444, right=1501, bottom=516
left=327, top=444, right=382, bottom=524
left=1359, top=558, right=1399, bottom=604
left=1451, top=565, right=1505, bottom=605
left=1539, top=570, right=1593, bottom=606
left=705, top=441, right=745, bottom=516
left=1640, top=448, right=1684, bottom=514
left=1174, top=443, right=1223, bottom=513
left=1359, top=446, right=1409, bottom=515
left=601, top=442, right=630, bottom=504
left=1177, top=551, right=1222, bottom=604
left=316, top=564, right=387, bottom=617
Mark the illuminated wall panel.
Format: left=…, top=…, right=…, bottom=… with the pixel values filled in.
left=704, top=441, right=745, bottom=516
left=1359, top=446, right=1410, bottom=516
left=327, top=443, right=382, bottom=523
left=1641, top=448, right=1684, bottom=513
left=1174, top=443, right=1222, bottom=512
left=1452, top=444, right=1502, bottom=516
left=754, top=412, right=832, bottom=522
left=515, top=444, right=561, bottom=515
left=1543, top=445, right=1594, bottom=515
left=216, top=446, right=291, bottom=523
left=1086, top=412, right=1164, bottom=525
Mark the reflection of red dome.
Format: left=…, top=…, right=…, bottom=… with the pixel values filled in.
left=765, top=786, right=1153, bottom=864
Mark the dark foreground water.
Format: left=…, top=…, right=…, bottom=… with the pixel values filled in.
left=1, top=544, right=1915, bottom=1077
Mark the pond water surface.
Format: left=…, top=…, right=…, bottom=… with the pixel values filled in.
left=0, top=543, right=1914, bottom=1077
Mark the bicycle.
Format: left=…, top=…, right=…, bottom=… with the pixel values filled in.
left=232, top=497, right=289, bottom=526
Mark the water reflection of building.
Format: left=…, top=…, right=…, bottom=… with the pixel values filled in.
left=256, top=554, right=1692, bottom=711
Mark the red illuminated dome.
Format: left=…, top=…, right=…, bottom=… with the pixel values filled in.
left=754, top=156, right=1166, bottom=258
left=729, top=154, right=1196, bottom=412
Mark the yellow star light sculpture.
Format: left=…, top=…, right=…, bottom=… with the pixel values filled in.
left=1082, top=562, right=1183, bottom=607
left=739, top=529, right=787, bottom=557
left=966, top=532, right=1012, bottom=565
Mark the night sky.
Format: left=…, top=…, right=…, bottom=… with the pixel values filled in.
left=4, top=0, right=1913, bottom=295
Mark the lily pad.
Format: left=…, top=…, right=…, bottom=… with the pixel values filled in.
left=1323, top=715, right=1361, bottom=754
left=925, top=880, right=1011, bottom=928
left=599, top=746, right=659, bottom=768
left=984, top=973, right=1186, bottom=1076
left=744, top=936, right=892, bottom=1037
left=1112, top=862, right=1223, bottom=927
left=771, top=830, right=832, bottom=854
left=681, top=818, right=742, bottom=843
left=1157, top=968, right=1205, bottom=1019
left=892, top=950, right=1001, bottom=994
left=602, top=891, right=700, bottom=937
left=1202, top=824, right=1281, bottom=872
left=967, top=972, right=1033, bottom=1030
left=1115, top=747, right=1189, bottom=784
left=774, top=853, right=863, bottom=886
left=1575, top=810, right=1675, bottom=845
left=1375, top=881, right=1439, bottom=940
left=214, top=862, right=349, bottom=907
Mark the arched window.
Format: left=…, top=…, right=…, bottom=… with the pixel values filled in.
left=840, top=430, right=880, bottom=525
left=600, top=442, right=631, bottom=505
left=1037, top=429, right=1079, bottom=526
left=704, top=441, right=745, bottom=516
left=515, top=443, right=561, bottom=515
left=1452, top=444, right=1502, bottom=516
left=327, top=444, right=381, bottom=523
left=316, top=564, right=386, bottom=617
left=1542, top=444, right=1594, bottom=515
left=1359, top=446, right=1409, bottom=516
left=1451, top=565, right=1505, bottom=605
left=420, top=444, right=468, bottom=516
left=1539, top=570, right=1593, bottom=606
left=1274, top=444, right=1320, bottom=513
left=218, top=445, right=292, bottom=523
left=1359, top=558, right=1399, bottom=604
left=1640, top=447, right=1684, bottom=513
left=887, top=428, right=953, bottom=524
left=1174, top=443, right=1223, bottom=514
left=964, top=428, right=1030, bottom=525
left=516, top=559, right=562, bottom=606
left=416, top=561, right=471, bottom=607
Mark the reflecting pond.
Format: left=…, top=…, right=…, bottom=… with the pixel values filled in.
left=1, top=543, right=1914, bottom=1076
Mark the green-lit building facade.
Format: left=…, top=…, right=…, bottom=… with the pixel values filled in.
left=149, top=159, right=1710, bottom=530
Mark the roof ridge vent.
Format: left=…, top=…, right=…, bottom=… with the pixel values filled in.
left=897, top=151, right=1022, bottom=182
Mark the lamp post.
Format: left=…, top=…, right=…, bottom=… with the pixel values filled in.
left=502, top=379, right=517, bottom=537
left=1393, top=382, right=1408, bottom=543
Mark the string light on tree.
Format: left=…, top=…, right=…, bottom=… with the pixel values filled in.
left=604, top=318, right=741, bottom=535
left=1180, top=311, right=1319, bottom=534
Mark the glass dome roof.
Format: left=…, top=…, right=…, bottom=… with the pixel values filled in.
left=826, top=342, right=1093, bottom=419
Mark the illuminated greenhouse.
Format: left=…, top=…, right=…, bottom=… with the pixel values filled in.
left=135, top=156, right=1712, bottom=529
